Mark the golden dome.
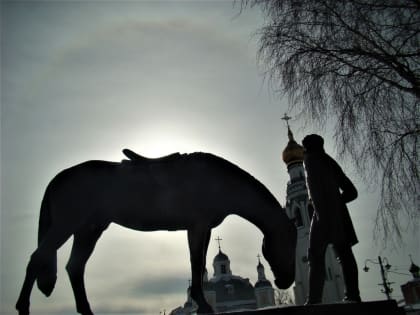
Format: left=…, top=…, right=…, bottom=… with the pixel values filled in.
left=282, top=127, right=304, bottom=165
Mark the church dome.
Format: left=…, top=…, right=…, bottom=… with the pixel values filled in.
left=213, top=247, right=233, bottom=279
left=255, top=257, right=273, bottom=288
left=214, top=250, right=229, bottom=262
left=282, top=126, right=304, bottom=165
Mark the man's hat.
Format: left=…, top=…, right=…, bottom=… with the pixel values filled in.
left=302, top=134, right=324, bottom=152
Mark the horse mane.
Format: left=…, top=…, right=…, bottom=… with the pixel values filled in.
left=188, top=152, right=281, bottom=207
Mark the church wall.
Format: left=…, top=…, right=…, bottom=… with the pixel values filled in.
left=322, top=245, right=345, bottom=302
left=293, top=238, right=310, bottom=304
left=255, top=287, right=275, bottom=308
left=204, top=290, right=217, bottom=311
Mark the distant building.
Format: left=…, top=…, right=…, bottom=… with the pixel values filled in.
left=255, top=256, right=276, bottom=308
left=206, top=247, right=257, bottom=312
left=281, top=122, right=345, bottom=305
left=170, top=246, right=275, bottom=315
left=401, top=257, right=420, bottom=314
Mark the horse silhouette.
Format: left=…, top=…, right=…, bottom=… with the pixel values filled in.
left=16, top=150, right=297, bottom=315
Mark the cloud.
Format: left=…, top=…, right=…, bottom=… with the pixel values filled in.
left=128, top=275, right=190, bottom=297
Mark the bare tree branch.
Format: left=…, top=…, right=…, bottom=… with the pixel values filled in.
left=241, top=0, right=420, bottom=244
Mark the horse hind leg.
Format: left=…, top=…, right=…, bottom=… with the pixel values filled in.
left=16, top=227, right=73, bottom=315
left=16, top=260, right=37, bottom=315
left=66, top=224, right=107, bottom=315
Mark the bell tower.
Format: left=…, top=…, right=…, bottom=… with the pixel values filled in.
left=281, top=114, right=345, bottom=304
left=212, top=237, right=232, bottom=280
left=254, top=255, right=275, bottom=308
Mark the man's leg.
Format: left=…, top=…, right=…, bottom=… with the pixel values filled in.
left=335, top=245, right=361, bottom=302
left=306, top=228, right=328, bottom=304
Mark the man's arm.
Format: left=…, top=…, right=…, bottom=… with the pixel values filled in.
left=337, top=165, right=358, bottom=203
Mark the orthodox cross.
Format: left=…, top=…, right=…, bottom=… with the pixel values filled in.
left=215, top=236, right=223, bottom=251
left=281, top=113, right=292, bottom=127
left=257, top=254, right=262, bottom=263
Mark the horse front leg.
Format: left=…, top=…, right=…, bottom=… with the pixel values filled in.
left=187, top=227, right=213, bottom=314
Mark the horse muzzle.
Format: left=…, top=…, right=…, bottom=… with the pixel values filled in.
left=274, top=273, right=295, bottom=289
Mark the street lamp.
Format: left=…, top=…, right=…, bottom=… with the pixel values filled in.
left=363, top=256, right=394, bottom=300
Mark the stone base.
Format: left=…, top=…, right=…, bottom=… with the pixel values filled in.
left=217, top=300, right=404, bottom=315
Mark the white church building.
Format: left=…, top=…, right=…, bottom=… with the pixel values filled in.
left=170, top=245, right=275, bottom=315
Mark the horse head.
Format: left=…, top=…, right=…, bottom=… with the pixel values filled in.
left=262, top=216, right=297, bottom=289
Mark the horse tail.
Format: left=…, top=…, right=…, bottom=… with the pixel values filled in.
left=36, top=187, right=57, bottom=297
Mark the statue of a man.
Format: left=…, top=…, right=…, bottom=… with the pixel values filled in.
left=302, top=134, right=361, bottom=304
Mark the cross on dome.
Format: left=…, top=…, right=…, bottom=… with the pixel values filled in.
left=215, top=236, right=223, bottom=251
left=281, top=113, right=292, bottom=128
left=281, top=113, right=304, bottom=165
left=257, top=254, right=264, bottom=269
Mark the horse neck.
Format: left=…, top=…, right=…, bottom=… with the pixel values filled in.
left=233, top=188, right=284, bottom=236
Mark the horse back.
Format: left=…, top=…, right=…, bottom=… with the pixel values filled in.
left=48, top=154, right=263, bottom=205
left=43, top=154, right=261, bottom=230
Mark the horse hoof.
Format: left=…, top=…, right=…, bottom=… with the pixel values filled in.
left=16, top=302, right=29, bottom=315
left=17, top=309, right=29, bottom=315
left=77, top=308, right=94, bottom=315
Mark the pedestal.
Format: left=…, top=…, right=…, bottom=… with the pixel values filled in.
left=217, top=300, right=404, bottom=315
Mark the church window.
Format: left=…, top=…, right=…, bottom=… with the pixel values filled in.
left=221, top=264, right=227, bottom=274
left=294, top=207, right=303, bottom=227
left=299, top=171, right=304, bottom=179
left=225, top=284, right=234, bottom=295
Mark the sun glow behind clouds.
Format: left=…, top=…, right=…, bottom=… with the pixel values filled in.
left=128, top=130, right=202, bottom=158
left=119, top=117, right=234, bottom=161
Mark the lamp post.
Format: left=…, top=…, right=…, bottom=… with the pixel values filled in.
left=363, top=256, right=394, bottom=300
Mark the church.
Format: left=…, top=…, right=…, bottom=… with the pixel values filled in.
left=170, top=243, right=275, bottom=315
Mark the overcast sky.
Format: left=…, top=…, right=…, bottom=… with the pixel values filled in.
left=1, top=1, right=418, bottom=315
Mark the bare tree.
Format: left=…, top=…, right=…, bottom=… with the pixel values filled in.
left=241, top=0, right=420, bottom=243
